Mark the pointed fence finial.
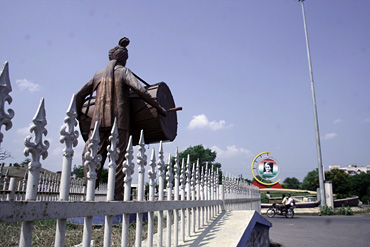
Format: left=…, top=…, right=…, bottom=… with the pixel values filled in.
left=148, top=147, right=157, bottom=196
left=166, top=153, right=173, bottom=190
left=84, top=121, right=102, bottom=180
left=174, top=147, right=180, bottom=201
left=23, top=98, right=49, bottom=201
left=107, top=118, right=120, bottom=165
left=196, top=159, right=200, bottom=183
left=174, top=147, right=179, bottom=178
left=0, top=61, right=14, bottom=145
left=60, top=94, right=79, bottom=157
left=59, top=94, right=80, bottom=202
left=24, top=98, right=49, bottom=169
left=186, top=154, right=191, bottom=184
left=122, top=136, right=134, bottom=201
left=180, top=158, right=185, bottom=192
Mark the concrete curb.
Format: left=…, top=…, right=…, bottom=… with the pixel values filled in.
left=261, top=206, right=368, bottom=215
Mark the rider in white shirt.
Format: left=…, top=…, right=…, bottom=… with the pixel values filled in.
left=285, top=194, right=294, bottom=211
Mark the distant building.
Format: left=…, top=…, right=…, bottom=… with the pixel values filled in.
left=329, top=164, right=370, bottom=175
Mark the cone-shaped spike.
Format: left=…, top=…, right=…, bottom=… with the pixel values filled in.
left=91, top=121, right=100, bottom=142
left=0, top=61, right=11, bottom=92
left=126, top=135, right=133, bottom=151
left=66, top=94, right=77, bottom=116
left=159, top=140, right=163, bottom=153
left=111, top=118, right=118, bottom=136
left=139, top=129, right=145, bottom=145
left=150, top=147, right=155, bottom=161
left=33, top=98, right=47, bottom=124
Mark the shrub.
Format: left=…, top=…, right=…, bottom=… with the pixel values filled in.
left=336, top=205, right=353, bottom=215
left=320, top=205, right=335, bottom=215
left=261, top=193, right=269, bottom=203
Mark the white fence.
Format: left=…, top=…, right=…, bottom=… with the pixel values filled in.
left=0, top=166, right=113, bottom=202
left=0, top=61, right=260, bottom=247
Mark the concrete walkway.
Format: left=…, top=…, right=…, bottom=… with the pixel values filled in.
left=142, top=210, right=269, bottom=247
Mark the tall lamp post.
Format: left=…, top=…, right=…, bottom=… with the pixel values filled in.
left=298, top=0, right=326, bottom=206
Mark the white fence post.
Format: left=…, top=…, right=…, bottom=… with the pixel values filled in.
left=195, top=160, right=200, bottom=230
left=82, top=121, right=101, bottom=247
left=166, top=153, right=173, bottom=247
left=55, top=94, right=79, bottom=247
left=200, top=166, right=204, bottom=227
left=135, top=130, right=146, bottom=247
left=207, top=166, right=211, bottom=222
left=157, top=141, right=165, bottom=246
left=173, top=148, right=180, bottom=247
left=104, top=119, right=119, bottom=247
left=2, top=169, right=9, bottom=200
left=191, top=163, right=195, bottom=234
left=147, top=147, right=156, bottom=247
left=20, top=98, right=49, bottom=247
left=179, top=158, right=186, bottom=242
left=185, top=155, right=191, bottom=237
left=204, top=163, right=209, bottom=224
left=121, top=136, right=134, bottom=247
left=7, top=177, right=16, bottom=201
left=213, top=168, right=218, bottom=213
left=211, top=166, right=215, bottom=219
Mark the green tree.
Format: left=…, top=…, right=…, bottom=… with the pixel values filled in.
left=168, top=145, right=222, bottom=186
left=301, top=169, right=319, bottom=191
left=324, top=168, right=350, bottom=198
left=20, top=158, right=31, bottom=167
left=100, top=168, right=109, bottom=184
left=240, top=175, right=252, bottom=184
left=72, top=164, right=109, bottom=183
left=348, top=172, right=370, bottom=203
left=71, top=165, right=84, bottom=178
left=282, top=177, right=301, bottom=189
left=177, top=145, right=221, bottom=171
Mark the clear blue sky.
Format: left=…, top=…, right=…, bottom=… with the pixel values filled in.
left=0, top=0, right=369, bottom=182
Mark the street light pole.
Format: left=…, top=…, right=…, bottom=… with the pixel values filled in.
left=298, top=0, right=326, bottom=206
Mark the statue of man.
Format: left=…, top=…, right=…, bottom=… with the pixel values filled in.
left=76, top=37, right=167, bottom=200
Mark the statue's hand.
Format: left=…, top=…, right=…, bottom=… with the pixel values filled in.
left=159, top=106, right=167, bottom=117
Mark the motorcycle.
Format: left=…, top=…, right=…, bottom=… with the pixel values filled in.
left=266, top=203, right=294, bottom=218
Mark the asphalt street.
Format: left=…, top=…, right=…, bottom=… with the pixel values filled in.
left=266, top=214, right=370, bottom=247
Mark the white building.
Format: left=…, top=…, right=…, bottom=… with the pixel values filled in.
left=329, top=164, right=370, bottom=175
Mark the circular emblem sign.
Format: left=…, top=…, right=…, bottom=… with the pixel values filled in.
left=258, top=158, right=279, bottom=180
left=251, top=151, right=281, bottom=186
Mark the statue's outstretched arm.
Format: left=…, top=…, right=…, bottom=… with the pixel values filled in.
left=123, top=68, right=167, bottom=117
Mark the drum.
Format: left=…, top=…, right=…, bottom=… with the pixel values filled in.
left=79, top=82, right=178, bottom=145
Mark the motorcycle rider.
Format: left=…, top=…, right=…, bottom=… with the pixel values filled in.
left=285, top=194, right=294, bottom=211
left=279, top=194, right=287, bottom=212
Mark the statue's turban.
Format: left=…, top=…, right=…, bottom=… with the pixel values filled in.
left=108, top=37, right=130, bottom=61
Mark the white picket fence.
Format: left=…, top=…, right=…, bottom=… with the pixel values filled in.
left=0, top=61, right=260, bottom=247
left=0, top=166, right=114, bottom=202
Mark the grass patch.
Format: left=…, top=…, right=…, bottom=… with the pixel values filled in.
left=0, top=213, right=167, bottom=246
left=320, top=205, right=354, bottom=216
left=0, top=220, right=138, bottom=246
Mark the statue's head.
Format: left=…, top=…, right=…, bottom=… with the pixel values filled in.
left=109, top=37, right=130, bottom=65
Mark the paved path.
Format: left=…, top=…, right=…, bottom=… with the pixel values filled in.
left=142, top=210, right=267, bottom=247
left=267, top=213, right=370, bottom=247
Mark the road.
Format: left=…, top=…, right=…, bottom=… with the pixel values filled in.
left=266, top=214, right=370, bottom=247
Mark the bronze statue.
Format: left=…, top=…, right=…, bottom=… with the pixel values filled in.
left=76, top=37, right=167, bottom=200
